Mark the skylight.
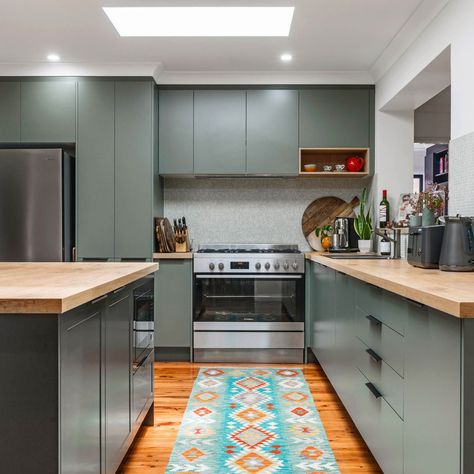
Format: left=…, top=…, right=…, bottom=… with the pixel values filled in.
left=102, top=7, right=294, bottom=37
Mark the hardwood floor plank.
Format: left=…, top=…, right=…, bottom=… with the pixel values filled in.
left=118, top=362, right=381, bottom=473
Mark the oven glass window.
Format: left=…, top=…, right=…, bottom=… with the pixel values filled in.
left=194, top=277, right=304, bottom=323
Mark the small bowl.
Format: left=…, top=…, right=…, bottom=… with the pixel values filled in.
left=323, top=165, right=333, bottom=172
left=335, top=164, right=346, bottom=172
left=303, top=163, right=317, bottom=172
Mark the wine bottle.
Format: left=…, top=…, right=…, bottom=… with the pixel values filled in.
left=379, top=189, right=390, bottom=228
left=380, top=230, right=391, bottom=255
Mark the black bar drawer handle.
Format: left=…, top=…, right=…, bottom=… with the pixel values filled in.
left=366, top=314, right=382, bottom=325
left=366, top=348, right=382, bottom=363
left=365, top=382, right=382, bottom=399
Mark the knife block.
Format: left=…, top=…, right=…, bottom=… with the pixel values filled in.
left=175, top=229, right=190, bottom=253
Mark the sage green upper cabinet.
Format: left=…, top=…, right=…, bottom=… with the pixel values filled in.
left=21, top=81, right=76, bottom=142
left=77, top=81, right=115, bottom=260
left=159, top=90, right=193, bottom=175
left=299, top=89, right=370, bottom=148
left=194, top=90, right=246, bottom=174
left=0, top=82, right=20, bottom=142
left=246, top=89, right=298, bottom=175
left=114, top=81, right=154, bottom=259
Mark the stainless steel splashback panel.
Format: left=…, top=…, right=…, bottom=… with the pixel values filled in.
left=0, top=149, right=64, bottom=262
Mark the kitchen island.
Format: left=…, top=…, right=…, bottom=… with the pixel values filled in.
left=0, top=262, right=158, bottom=474
left=305, top=253, right=474, bottom=474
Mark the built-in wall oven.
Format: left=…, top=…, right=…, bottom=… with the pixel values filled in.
left=193, top=244, right=305, bottom=363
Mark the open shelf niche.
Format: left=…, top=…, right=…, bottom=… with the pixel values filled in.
left=299, top=148, right=370, bottom=177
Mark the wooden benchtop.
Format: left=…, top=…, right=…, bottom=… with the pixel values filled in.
left=0, top=262, right=158, bottom=314
left=305, top=252, right=474, bottom=318
left=153, top=252, right=193, bottom=260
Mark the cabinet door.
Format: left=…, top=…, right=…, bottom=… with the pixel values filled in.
left=21, top=81, right=76, bottom=142
left=0, top=82, right=20, bottom=142
left=155, top=260, right=192, bottom=347
left=311, top=263, right=335, bottom=374
left=159, top=90, right=193, bottom=175
left=77, top=81, right=115, bottom=260
left=105, top=289, right=132, bottom=474
left=115, top=81, right=154, bottom=259
left=299, top=89, right=370, bottom=147
left=333, top=272, right=356, bottom=407
left=404, top=304, right=461, bottom=474
left=194, top=90, right=246, bottom=174
left=60, top=302, right=102, bottom=474
left=246, top=89, right=298, bottom=174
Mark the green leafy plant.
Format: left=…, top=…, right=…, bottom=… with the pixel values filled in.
left=354, top=187, right=373, bottom=240
left=315, top=224, right=333, bottom=241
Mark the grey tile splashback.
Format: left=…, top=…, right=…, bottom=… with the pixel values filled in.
left=449, top=131, right=474, bottom=216
left=163, top=177, right=368, bottom=251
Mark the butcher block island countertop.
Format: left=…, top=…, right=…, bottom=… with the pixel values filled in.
left=0, top=262, right=158, bottom=314
left=306, top=252, right=474, bottom=318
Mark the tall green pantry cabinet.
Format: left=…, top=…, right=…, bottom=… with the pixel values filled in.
left=77, top=80, right=157, bottom=261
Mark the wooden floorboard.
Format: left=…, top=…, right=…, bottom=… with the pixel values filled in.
left=118, top=362, right=382, bottom=473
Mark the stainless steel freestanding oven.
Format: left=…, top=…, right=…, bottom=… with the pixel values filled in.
left=193, top=244, right=305, bottom=363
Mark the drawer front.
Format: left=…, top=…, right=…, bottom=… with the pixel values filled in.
left=356, top=281, right=383, bottom=317
left=355, top=338, right=404, bottom=418
left=382, top=291, right=407, bottom=336
left=356, top=280, right=405, bottom=336
left=356, top=306, right=404, bottom=377
left=194, top=331, right=304, bottom=349
left=351, top=368, right=403, bottom=474
left=132, top=351, right=153, bottom=423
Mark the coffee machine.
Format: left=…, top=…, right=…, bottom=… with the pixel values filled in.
left=330, top=217, right=359, bottom=252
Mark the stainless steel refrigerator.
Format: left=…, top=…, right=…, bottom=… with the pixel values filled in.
left=0, top=148, right=75, bottom=262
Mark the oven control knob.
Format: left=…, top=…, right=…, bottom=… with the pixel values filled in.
left=292, top=261, right=299, bottom=270
left=265, top=262, right=271, bottom=271
left=255, top=262, right=261, bottom=270
left=209, top=263, right=215, bottom=271
left=274, top=262, right=280, bottom=270
left=218, top=262, right=225, bottom=271
left=283, top=262, right=289, bottom=270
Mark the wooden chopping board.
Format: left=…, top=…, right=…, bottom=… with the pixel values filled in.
left=302, top=196, right=360, bottom=241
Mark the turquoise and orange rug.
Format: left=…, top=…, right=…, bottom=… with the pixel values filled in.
left=166, top=368, right=340, bottom=473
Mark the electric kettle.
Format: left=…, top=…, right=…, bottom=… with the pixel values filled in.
left=439, top=216, right=474, bottom=271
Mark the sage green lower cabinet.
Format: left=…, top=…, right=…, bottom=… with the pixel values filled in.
left=77, top=81, right=115, bottom=260
left=246, top=89, right=298, bottom=174
left=105, top=288, right=132, bottom=474
left=60, top=300, right=103, bottom=474
left=194, top=90, right=246, bottom=174
left=308, top=260, right=472, bottom=474
left=155, top=259, right=193, bottom=359
left=0, top=82, right=20, bottom=142
left=404, top=304, right=461, bottom=474
left=20, top=80, right=76, bottom=142
left=311, top=263, right=335, bottom=373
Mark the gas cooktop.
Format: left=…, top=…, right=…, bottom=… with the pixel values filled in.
left=195, top=244, right=301, bottom=254
left=194, top=244, right=304, bottom=274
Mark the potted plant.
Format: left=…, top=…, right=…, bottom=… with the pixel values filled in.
left=315, top=224, right=333, bottom=252
left=408, top=193, right=423, bottom=227
left=420, top=184, right=446, bottom=226
left=354, top=187, right=373, bottom=253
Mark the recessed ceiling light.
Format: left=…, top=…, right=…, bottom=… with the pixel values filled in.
left=280, top=53, right=293, bottom=62
left=47, top=53, right=61, bottom=62
left=102, top=7, right=294, bottom=37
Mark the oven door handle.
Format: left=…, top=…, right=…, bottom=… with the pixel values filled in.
left=195, top=274, right=303, bottom=279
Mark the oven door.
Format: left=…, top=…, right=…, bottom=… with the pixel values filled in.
left=133, top=279, right=154, bottom=371
left=193, top=274, right=304, bottom=331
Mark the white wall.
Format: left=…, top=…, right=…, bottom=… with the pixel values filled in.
left=375, top=0, right=474, bottom=216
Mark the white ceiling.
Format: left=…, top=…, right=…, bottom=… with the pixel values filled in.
left=0, top=0, right=449, bottom=82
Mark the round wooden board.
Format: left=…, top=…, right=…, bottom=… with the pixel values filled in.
left=302, top=195, right=360, bottom=243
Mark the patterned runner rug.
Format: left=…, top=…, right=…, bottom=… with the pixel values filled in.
left=166, top=367, right=339, bottom=473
